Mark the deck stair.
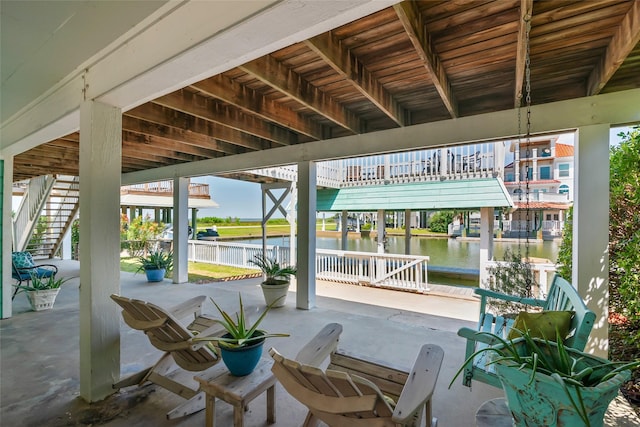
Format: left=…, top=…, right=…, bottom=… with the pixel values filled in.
left=21, top=176, right=80, bottom=258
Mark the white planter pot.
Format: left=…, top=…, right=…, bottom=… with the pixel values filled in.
left=260, top=281, right=290, bottom=307
left=26, top=288, right=61, bottom=311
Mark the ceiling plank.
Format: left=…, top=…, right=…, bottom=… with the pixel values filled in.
left=306, top=32, right=406, bottom=126
left=153, top=89, right=297, bottom=146
left=586, top=0, right=640, bottom=96
left=191, top=75, right=324, bottom=140
left=239, top=55, right=361, bottom=134
left=122, top=131, right=216, bottom=161
left=514, top=0, right=534, bottom=107
left=394, top=1, right=458, bottom=118
left=126, top=104, right=268, bottom=153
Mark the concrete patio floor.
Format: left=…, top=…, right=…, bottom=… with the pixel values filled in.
left=2, top=260, right=638, bottom=427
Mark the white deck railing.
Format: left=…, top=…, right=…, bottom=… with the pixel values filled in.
left=484, top=260, right=557, bottom=299
left=186, top=240, right=430, bottom=293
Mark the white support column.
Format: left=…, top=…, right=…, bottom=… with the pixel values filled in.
left=574, top=124, right=609, bottom=358
left=79, top=100, right=121, bottom=402
left=1, top=156, right=14, bottom=318
left=377, top=209, right=385, bottom=254
left=288, top=181, right=297, bottom=270
left=62, top=225, right=72, bottom=260
left=404, top=209, right=411, bottom=255
left=341, top=210, right=348, bottom=250
left=173, top=177, right=189, bottom=284
left=296, top=161, right=316, bottom=310
left=479, top=207, right=495, bottom=287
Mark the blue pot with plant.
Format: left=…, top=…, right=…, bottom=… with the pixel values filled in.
left=136, top=249, right=173, bottom=282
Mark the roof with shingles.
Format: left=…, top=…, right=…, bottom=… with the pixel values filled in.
left=317, top=178, right=513, bottom=211
left=555, top=143, right=574, bottom=157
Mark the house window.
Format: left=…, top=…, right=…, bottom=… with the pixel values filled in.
left=546, top=214, right=552, bottom=220
left=540, top=166, right=551, bottom=180
left=558, top=163, right=570, bottom=177
left=554, top=214, right=559, bottom=221
left=559, top=184, right=570, bottom=194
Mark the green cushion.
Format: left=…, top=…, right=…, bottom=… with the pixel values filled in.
left=507, top=310, right=574, bottom=341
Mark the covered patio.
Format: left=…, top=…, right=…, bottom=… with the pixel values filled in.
left=2, top=0, right=640, bottom=421
left=3, top=260, right=638, bottom=426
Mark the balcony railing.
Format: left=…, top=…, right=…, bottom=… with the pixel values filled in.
left=121, top=181, right=211, bottom=198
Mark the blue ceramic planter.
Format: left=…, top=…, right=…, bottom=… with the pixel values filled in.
left=145, top=268, right=165, bottom=282
left=219, top=333, right=265, bottom=376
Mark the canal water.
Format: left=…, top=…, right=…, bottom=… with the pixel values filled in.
left=239, top=235, right=560, bottom=286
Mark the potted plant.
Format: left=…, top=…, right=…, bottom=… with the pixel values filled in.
left=136, top=249, right=173, bottom=282
left=451, top=328, right=640, bottom=427
left=250, top=254, right=297, bottom=307
left=194, top=293, right=289, bottom=376
left=16, top=273, right=70, bottom=311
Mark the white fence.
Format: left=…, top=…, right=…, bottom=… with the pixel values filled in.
left=187, top=240, right=430, bottom=293
left=484, top=260, right=557, bottom=299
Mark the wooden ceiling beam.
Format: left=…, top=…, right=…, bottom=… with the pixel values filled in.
left=306, top=32, right=406, bottom=127
left=587, top=0, right=640, bottom=96
left=191, top=75, right=324, bottom=140
left=239, top=55, right=361, bottom=134
left=514, top=0, right=533, bottom=108
left=126, top=104, right=268, bottom=153
left=154, top=90, right=296, bottom=146
left=394, top=1, right=458, bottom=118
left=122, top=116, right=232, bottom=157
left=122, top=130, right=215, bottom=161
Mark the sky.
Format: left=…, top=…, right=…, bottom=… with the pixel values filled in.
left=192, top=126, right=634, bottom=220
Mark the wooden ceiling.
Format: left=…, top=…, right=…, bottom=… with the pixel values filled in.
left=14, top=0, right=640, bottom=182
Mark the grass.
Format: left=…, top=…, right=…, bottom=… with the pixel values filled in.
left=120, top=257, right=257, bottom=282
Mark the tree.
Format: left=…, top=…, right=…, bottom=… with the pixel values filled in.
left=428, top=210, right=454, bottom=233
left=556, top=206, right=572, bottom=281
left=609, top=126, right=640, bottom=346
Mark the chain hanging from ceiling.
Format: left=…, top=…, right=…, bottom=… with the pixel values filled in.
left=516, top=14, right=533, bottom=298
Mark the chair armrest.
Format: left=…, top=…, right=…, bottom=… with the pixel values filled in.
left=169, top=295, right=207, bottom=320
left=295, top=323, right=343, bottom=367
left=457, top=327, right=506, bottom=346
left=474, top=288, right=545, bottom=307
left=392, top=344, right=444, bottom=424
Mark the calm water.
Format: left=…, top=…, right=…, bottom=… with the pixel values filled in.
left=237, top=235, right=560, bottom=271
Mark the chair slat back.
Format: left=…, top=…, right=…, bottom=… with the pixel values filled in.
left=111, top=294, right=218, bottom=371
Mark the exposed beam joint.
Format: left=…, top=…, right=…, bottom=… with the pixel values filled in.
left=154, top=90, right=297, bottom=146
left=394, top=1, right=458, bottom=118
left=239, top=56, right=361, bottom=134
left=306, top=32, right=406, bottom=126
left=514, top=0, right=534, bottom=107
left=587, top=0, right=640, bottom=96
left=191, top=76, right=323, bottom=140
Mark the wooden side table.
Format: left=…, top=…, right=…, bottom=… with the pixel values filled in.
left=195, top=356, right=276, bottom=427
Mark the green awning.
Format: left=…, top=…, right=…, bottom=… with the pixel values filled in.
left=317, top=178, right=513, bottom=211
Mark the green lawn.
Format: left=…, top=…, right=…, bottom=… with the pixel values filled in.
left=120, top=257, right=257, bottom=282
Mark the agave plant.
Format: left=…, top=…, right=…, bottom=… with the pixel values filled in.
left=450, top=326, right=640, bottom=426
left=135, top=249, right=173, bottom=272
left=194, top=293, right=289, bottom=349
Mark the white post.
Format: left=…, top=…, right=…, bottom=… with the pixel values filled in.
left=404, top=209, right=411, bottom=255
left=79, top=100, right=121, bottom=402
left=173, top=177, right=189, bottom=283
left=297, top=161, right=317, bottom=310
left=1, top=156, right=14, bottom=318
left=479, top=207, right=495, bottom=288
left=289, top=181, right=297, bottom=270
left=574, top=124, right=609, bottom=358
left=377, top=209, right=385, bottom=254
left=341, top=210, right=348, bottom=250
left=322, top=212, right=326, bottom=231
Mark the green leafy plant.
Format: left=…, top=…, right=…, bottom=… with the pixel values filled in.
left=450, top=327, right=640, bottom=427
left=17, top=273, right=70, bottom=293
left=136, top=249, right=173, bottom=274
left=194, top=293, right=289, bottom=349
left=249, top=254, right=297, bottom=285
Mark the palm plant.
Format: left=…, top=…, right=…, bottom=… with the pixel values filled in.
left=249, top=253, right=296, bottom=285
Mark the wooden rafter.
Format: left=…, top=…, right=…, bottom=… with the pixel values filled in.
left=514, top=0, right=534, bottom=107
left=126, top=104, right=267, bottom=153
left=587, top=0, right=640, bottom=96
left=394, top=1, right=458, bottom=118
left=153, top=89, right=296, bottom=146
left=306, top=32, right=406, bottom=127
left=191, top=75, right=324, bottom=140
left=122, top=130, right=219, bottom=160
left=239, top=55, right=361, bottom=134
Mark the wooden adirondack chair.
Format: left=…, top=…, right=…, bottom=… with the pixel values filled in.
left=457, top=274, right=596, bottom=388
left=111, top=294, right=227, bottom=419
left=270, top=343, right=444, bottom=427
